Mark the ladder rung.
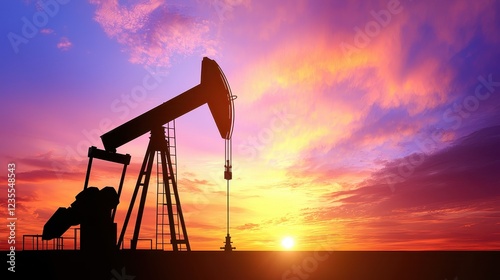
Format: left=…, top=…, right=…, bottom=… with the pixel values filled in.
left=156, top=122, right=185, bottom=251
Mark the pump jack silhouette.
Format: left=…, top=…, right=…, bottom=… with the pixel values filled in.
left=42, top=57, right=236, bottom=252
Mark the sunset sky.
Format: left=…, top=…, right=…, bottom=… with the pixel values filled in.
left=1, top=0, right=500, bottom=251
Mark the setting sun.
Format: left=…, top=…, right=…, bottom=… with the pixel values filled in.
left=281, top=237, right=295, bottom=250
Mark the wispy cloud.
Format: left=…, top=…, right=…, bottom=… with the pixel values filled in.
left=302, top=125, right=500, bottom=249
left=232, top=0, right=500, bottom=186
left=235, top=222, right=260, bottom=231
left=57, top=37, right=73, bottom=51
left=40, top=28, right=54, bottom=35
left=89, top=0, right=216, bottom=66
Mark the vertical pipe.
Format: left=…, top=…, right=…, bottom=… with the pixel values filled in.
left=83, top=153, right=93, bottom=189
left=112, top=164, right=128, bottom=222
left=224, top=139, right=232, bottom=236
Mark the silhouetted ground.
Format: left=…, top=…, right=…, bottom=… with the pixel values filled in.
left=4, top=250, right=499, bottom=279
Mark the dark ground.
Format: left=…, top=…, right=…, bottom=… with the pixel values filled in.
left=3, top=250, right=500, bottom=280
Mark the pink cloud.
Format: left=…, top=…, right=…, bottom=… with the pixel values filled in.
left=201, top=0, right=251, bottom=22
left=227, top=0, right=499, bottom=193
left=89, top=0, right=216, bottom=66
left=57, top=37, right=73, bottom=51
left=40, top=28, right=54, bottom=35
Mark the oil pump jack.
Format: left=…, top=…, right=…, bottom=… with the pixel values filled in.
left=42, top=57, right=236, bottom=252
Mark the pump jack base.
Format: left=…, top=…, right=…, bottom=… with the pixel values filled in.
left=220, top=234, right=236, bottom=252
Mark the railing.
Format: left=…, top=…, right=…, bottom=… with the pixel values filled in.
left=22, top=228, right=80, bottom=251
left=22, top=229, right=153, bottom=251
left=133, top=238, right=153, bottom=250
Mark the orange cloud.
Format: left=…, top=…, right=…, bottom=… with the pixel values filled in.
left=228, top=0, right=499, bottom=187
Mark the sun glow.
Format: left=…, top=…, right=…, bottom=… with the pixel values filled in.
left=281, top=236, right=295, bottom=250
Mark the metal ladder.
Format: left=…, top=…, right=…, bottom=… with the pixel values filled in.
left=155, top=121, right=190, bottom=251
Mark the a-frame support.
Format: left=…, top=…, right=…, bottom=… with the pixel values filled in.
left=117, top=126, right=190, bottom=251
left=83, top=146, right=131, bottom=223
